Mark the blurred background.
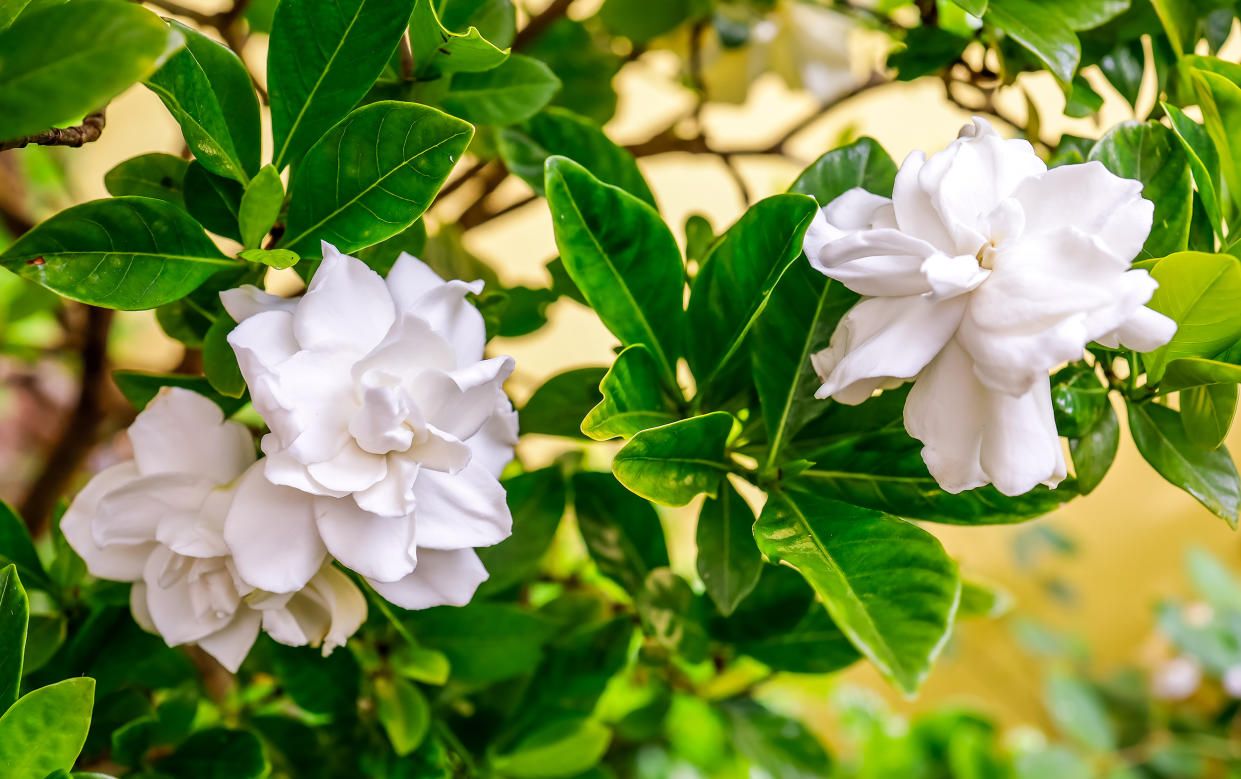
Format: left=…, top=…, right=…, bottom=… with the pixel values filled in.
left=3, top=0, right=1241, bottom=767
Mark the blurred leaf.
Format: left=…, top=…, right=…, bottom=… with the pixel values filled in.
left=523, top=19, right=621, bottom=124
left=1128, top=400, right=1240, bottom=525
left=440, top=54, right=561, bottom=126
left=184, top=161, right=244, bottom=242
left=0, top=677, right=94, bottom=777
left=1149, top=0, right=1196, bottom=54
left=478, top=466, right=566, bottom=594
left=1162, top=356, right=1241, bottom=391
left=0, top=0, right=169, bottom=139
left=888, top=26, right=971, bottom=81
left=437, top=0, right=515, bottom=47
left=1189, top=68, right=1241, bottom=217
left=958, top=578, right=1012, bottom=619
left=1014, top=746, right=1092, bottom=779
left=1182, top=382, right=1236, bottom=449
left=250, top=715, right=326, bottom=779
left=685, top=214, right=714, bottom=265
left=1100, top=39, right=1145, bottom=106
left=112, top=371, right=247, bottom=416
left=755, top=491, right=960, bottom=694
left=985, top=0, right=1079, bottom=84
left=613, top=413, right=733, bottom=507
left=492, top=717, right=612, bottom=778
left=356, top=219, right=427, bottom=276
left=789, top=137, right=897, bottom=204
left=156, top=728, right=269, bottom=779
left=573, top=471, right=669, bottom=594
left=268, top=0, right=414, bottom=169
left=636, top=568, right=708, bottom=660
left=582, top=345, right=677, bottom=441
left=238, top=164, right=284, bottom=249
left=0, top=566, right=27, bottom=713
left=104, top=153, right=188, bottom=207
left=390, top=643, right=451, bottom=685
left=545, top=156, right=684, bottom=387
left=410, top=0, right=507, bottom=79
left=145, top=20, right=261, bottom=183
left=696, top=479, right=761, bottom=616
left=721, top=699, right=832, bottom=779
left=0, top=503, right=51, bottom=594
left=1144, top=252, right=1241, bottom=381
left=1044, top=672, right=1116, bottom=752
left=596, top=0, right=707, bottom=43
left=1185, top=545, right=1241, bottom=611
left=519, top=367, right=606, bottom=439
left=406, top=603, right=553, bottom=683
left=375, top=677, right=430, bottom=756
left=281, top=102, right=473, bottom=254
left=21, top=613, right=65, bottom=677
left=1065, top=75, right=1103, bottom=117
left=269, top=641, right=360, bottom=716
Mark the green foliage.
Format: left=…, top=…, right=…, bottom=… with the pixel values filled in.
left=1088, top=121, right=1191, bottom=258
left=439, top=54, right=561, bottom=126
left=613, top=413, right=734, bottom=506
left=1127, top=400, right=1240, bottom=525
left=695, top=479, right=762, bottom=616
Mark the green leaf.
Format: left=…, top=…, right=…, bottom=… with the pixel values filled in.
left=754, top=491, right=961, bottom=694
left=0, top=677, right=94, bottom=777
left=374, top=677, right=430, bottom=757
left=985, top=0, right=1079, bottom=84
left=636, top=568, right=709, bottom=660
left=203, top=316, right=244, bottom=398
left=572, top=471, right=669, bottom=594
left=1185, top=545, right=1241, bottom=611
left=1044, top=672, right=1116, bottom=751
left=21, top=614, right=65, bottom=678
left=613, top=413, right=734, bottom=507
left=268, top=640, right=360, bottom=716
left=1144, top=252, right=1241, bottom=381
left=789, top=137, right=897, bottom=204
left=1050, top=363, right=1109, bottom=438
left=281, top=102, right=473, bottom=254
left=696, top=479, right=761, bottom=616
left=477, top=467, right=566, bottom=594
left=406, top=603, right=553, bottom=683
left=410, top=0, right=508, bottom=79
left=0, top=565, right=27, bottom=713
left=687, top=194, right=818, bottom=398
left=1088, top=120, right=1191, bottom=258
left=440, top=54, right=560, bottom=126
left=104, top=153, right=188, bottom=208
left=545, top=156, right=685, bottom=388
left=0, top=0, right=169, bottom=139
left=390, top=643, right=451, bottom=685
left=145, top=20, right=261, bottom=183
left=0, top=503, right=50, bottom=595
left=951, top=0, right=987, bottom=15
left=268, top=0, right=414, bottom=169
left=522, top=18, right=622, bottom=125
left=238, top=165, right=284, bottom=250
left=112, top=371, right=247, bottom=416
left=1163, top=103, right=1223, bottom=239
left=1162, top=356, right=1241, bottom=391
left=1065, top=75, right=1104, bottom=118
left=1182, top=383, right=1236, bottom=449
left=1149, top=0, right=1196, bottom=54
left=888, top=26, right=972, bottom=82
left=1189, top=69, right=1241, bottom=217
left=356, top=220, right=427, bottom=276
left=238, top=248, right=299, bottom=269
left=498, top=107, right=655, bottom=206
left=156, top=728, right=269, bottom=779
left=1069, top=403, right=1119, bottom=495
left=958, top=577, right=1012, bottom=619
left=437, top=0, right=515, bottom=47
left=582, top=345, right=677, bottom=441
left=1, top=197, right=233, bottom=310
left=491, top=717, right=612, bottom=778
left=519, top=367, right=605, bottom=439
left=1100, top=39, right=1144, bottom=106
left=596, top=0, right=706, bottom=43
left=184, top=161, right=244, bottom=242
left=1128, top=400, right=1240, bottom=525
left=721, top=699, right=833, bottom=779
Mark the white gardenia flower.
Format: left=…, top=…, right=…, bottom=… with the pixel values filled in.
left=804, top=118, right=1177, bottom=496
left=222, top=242, right=518, bottom=610
left=61, top=388, right=366, bottom=671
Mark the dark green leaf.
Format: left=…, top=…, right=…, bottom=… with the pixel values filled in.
left=523, top=18, right=621, bottom=125
left=0, top=565, right=27, bottom=713
left=406, top=603, right=553, bottom=683
left=356, top=220, right=427, bottom=276
left=112, top=371, right=247, bottom=416
left=519, top=367, right=606, bottom=439
left=203, top=316, right=244, bottom=398
left=684, top=214, right=714, bottom=265
left=1069, top=402, right=1119, bottom=495
left=238, top=164, right=284, bottom=249
left=1044, top=672, right=1116, bottom=751
left=1164, top=103, right=1223, bottom=240
left=437, top=0, right=515, bottom=46
left=1099, top=39, right=1145, bottom=106
left=491, top=717, right=612, bottom=778
left=104, top=153, right=188, bottom=208
left=374, top=677, right=430, bottom=756
left=721, top=699, right=833, bottom=779
left=596, top=0, right=706, bottom=43
left=184, top=161, right=244, bottom=242
left=0, top=503, right=50, bottom=594
left=0, top=677, right=94, bottom=777
left=19, top=613, right=63, bottom=678
left=636, top=568, right=708, bottom=661
left=572, top=471, right=669, bottom=593
left=789, top=136, right=897, bottom=204
left=440, top=54, right=560, bottom=126
left=268, top=0, right=414, bottom=169
left=1149, top=0, right=1196, bottom=54
left=1182, top=383, right=1236, bottom=449
left=145, top=20, right=261, bottom=183
left=1065, top=75, right=1103, bottom=117
left=888, top=26, right=971, bottom=82
left=1128, top=400, right=1240, bottom=525
left=410, top=0, right=507, bottom=79
left=1050, top=363, right=1109, bottom=438
left=582, top=345, right=677, bottom=441
left=156, top=728, right=269, bottom=779
left=498, top=107, right=655, bottom=206
left=269, top=641, right=360, bottom=716
left=754, top=491, right=960, bottom=694
left=613, top=412, right=734, bottom=507
left=281, top=102, right=472, bottom=255
left=985, top=0, right=1079, bottom=84
left=545, top=156, right=684, bottom=387
left=1144, top=252, right=1241, bottom=381
left=477, top=466, right=566, bottom=594
left=0, top=0, right=169, bottom=139
left=1, top=197, right=233, bottom=310
left=1189, top=68, right=1241, bottom=217
left=695, top=479, right=761, bottom=616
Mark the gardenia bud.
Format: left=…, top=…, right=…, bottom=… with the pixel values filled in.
left=222, top=243, right=518, bottom=610
left=61, top=388, right=366, bottom=671
left=804, top=117, right=1176, bottom=496
left=1152, top=656, right=1202, bottom=701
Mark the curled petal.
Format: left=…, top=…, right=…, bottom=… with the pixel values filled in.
left=411, top=461, right=511, bottom=550
left=367, top=548, right=488, bottom=610
left=224, top=462, right=325, bottom=594
left=979, top=373, right=1067, bottom=496
left=220, top=284, right=297, bottom=323
left=294, top=243, right=396, bottom=355
left=61, top=462, right=153, bottom=582
left=1096, top=305, right=1177, bottom=352
left=195, top=609, right=262, bottom=673
left=315, top=497, right=417, bottom=583
left=127, top=387, right=255, bottom=485
left=904, top=339, right=988, bottom=494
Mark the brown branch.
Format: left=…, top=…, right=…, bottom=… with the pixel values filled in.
left=456, top=164, right=514, bottom=228
left=398, top=32, right=415, bottom=81
left=20, top=305, right=113, bottom=536
left=0, top=110, right=106, bottom=152
left=138, top=0, right=215, bottom=24
left=437, top=159, right=491, bottom=202
left=512, top=0, right=574, bottom=50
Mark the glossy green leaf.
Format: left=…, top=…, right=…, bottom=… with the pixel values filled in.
left=1182, top=383, right=1237, bottom=449
left=721, top=699, right=833, bottom=778
left=1144, top=252, right=1241, bottom=381
left=0, top=565, right=27, bottom=714
left=478, top=467, right=566, bottom=594
left=104, top=153, right=188, bottom=208
left=281, top=102, right=473, bottom=254
left=696, top=478, right=761, bottom=616
left=1190, top=69, right=1241, bottom=217
left=1045, top=673, right=1116, bottom=751
left=1100, top=39, right=1144, bottom=106
left=405, top=603, right=553, bottom=683
left=184, top=161, right=244, bottom=242
left=1, top=197, right=233, bottom=310
left=754, top=491, right=961, bottom=694
left=375, top=677, right=430, bottom=756
left=573, top=471, right=669, bottom=594
left=950, top=0, right=987, bottom=16
left=888, top=25, right=971, bottom=82
left=0, top=677, right=94, bottom=777
left=156, top=728, right=269, bottom=779
left=390, top=643, right=451, bottom=685
left=596, top=0, right=706, bottom=43
left=356, top=220, right=427, bottom=275
left=1069, top=403, right=1119, bottom=495
left=145, top=21, right=261, bottom=183
left=613, top=413, right=734, bottom=507
left=498, top=107, right=655, bottom=206
left=1150, top=0, right=1196, bottom=54
left=440, top=54, right=560, bottom=126
left=518, top=367, right=606, bottom=439
left=636, top=568, right=708, bottom=660
left=1162, top=356, right=1241, bottom=391
left=582, top=345, right=677, bottom=441
left=238, top=164, right=284, bottom=250
left=112, top=371, right=247, bottom=416
left=1050, top=363, right=1109, bottom=439
left=492, top=718, right=612, bottom=778
left=238, top=248, right=299, bottom=269
left=687, top=194, right=818, bottom=397
left=1088, top=120, right=1191, bottom=258
left=1163, top=103, right=1222, bottom=238
left=0, top=503, right=49, bottom=595
left=1128, top=400, right=1240, bottom=525
left=268, top=0, right=414, bottom=169
left=0, top=0, right=169, bottom=139
left=545, top=156, right=684, bottom=387
left=789, top=137, right=897, bottom=205
left=203, top=316, right=244, bottom=398
left=437, top=0, right=515, bottom=46
left=985, top=0, right=1079, bottom=84
left=410, top=0, right=508, bottom=79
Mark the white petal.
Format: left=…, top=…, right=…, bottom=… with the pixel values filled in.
left=367, top=548, right=488, bottom=610
left=261, top=440, right=349, bottom=498
left=412, top=461, right=511, bottom=550
left=353, top=314, right=457, bottom=384
left=224, top=462, right=325, bottom=594
left=807, top=224, right=940, bottom=297
left=195, top=608, right=262, bottom=673
left=892, top=150, right=956, bottom=250
left=220, top=284, right=297, bottom=323
left=387, top=252, right=450, bottom=310
left=127, top=387, right=256, bottom=485
left=262, top=565, right=366, bottom=654
left=920, top=252, right=988, bottom=300
left=130, top=581, right=155, bottom=632
left=142, top=548, right=233, bottom=645
left=411, top=280, right=487, bottom=366
left=294, top=243, right=395, bottom=355
left=410, top=356, right=515, bottom=441
left=62, top=462, right=153, bottom=581
left=979, top=374, right=1066, bottom=496
left=408, top=426, right=471, bottom=473
left=267, top=350, right=356, bottom=463
left=1097, top=305, right=1177, bottom=352
left=227, top=310, right=302, bottom=442
left=353, top=456, right=420, bottom=518
left=306, top=443, right=388, bottom=494
left=315, top=497, right=417, bottom=582
left=95, top=473, right=218, bottom=554
left=467, top=391, right=519, bottom=478
left=904, top=339, right=988, bottom=493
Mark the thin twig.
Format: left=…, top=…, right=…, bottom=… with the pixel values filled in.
left=0, top=110, right=106, bottom=152
left=137, top=0, right=214, bottom=24
left=436, top=158, right=490, bottom=202
left=512, top=0, right=575, bottom=50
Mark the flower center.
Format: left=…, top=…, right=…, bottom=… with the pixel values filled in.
left=976, top=240, right=998, bottom=271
